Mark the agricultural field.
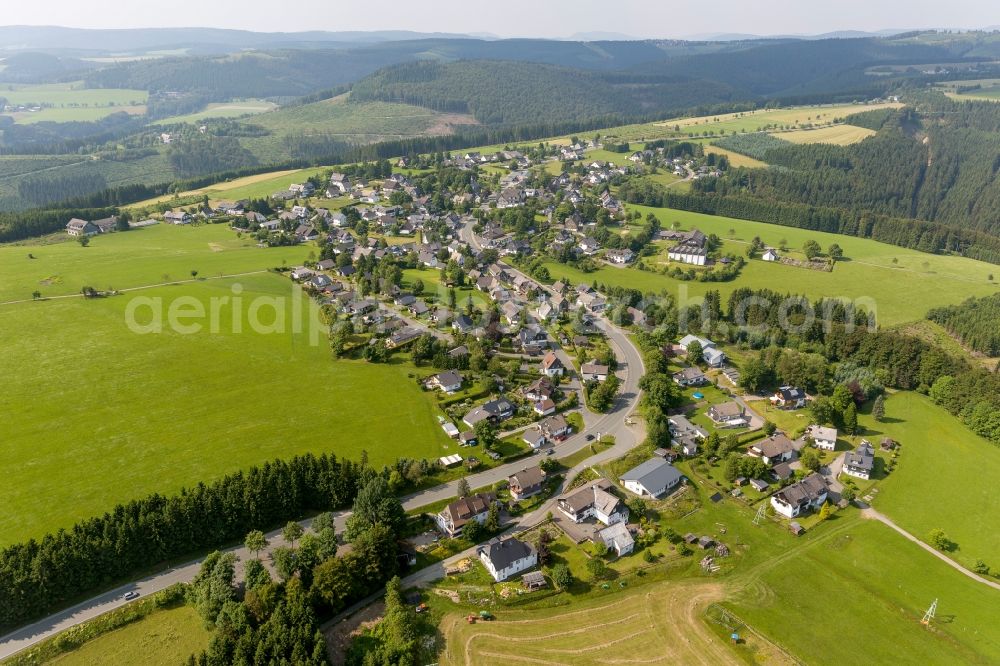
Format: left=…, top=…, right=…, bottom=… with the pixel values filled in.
left=654, top=102, right=902, bottom=137
left=937, top=78, right=1000, bottom=101
left=126, top=168, right=329, bottom=211
left=152, top=99, right=278, bottom=125
left=0, top=81, right=148, bottom=123
left=862, top=392, right=1000, bottom=571
left=774, top=123, right=876, bottom=145
left=543, top=205, right=1000, bottom=326
left=0, top=226, right=455, bottom=544
left=700, top=143, right=767, bottom=168
left=726, top=518, right=1000, bottom=665
left=45, top=605, right=210, bottom=666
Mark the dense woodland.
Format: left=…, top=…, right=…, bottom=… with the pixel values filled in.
left=928, top=293, right=1000, bottom=356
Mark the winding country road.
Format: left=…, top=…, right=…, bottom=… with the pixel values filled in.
left=0, top=224, right=647, bottom=660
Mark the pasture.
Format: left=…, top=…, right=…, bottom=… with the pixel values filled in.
left=654, top=102, right=901, bottom=137
left=0, top=82, right=148, bottom=124
left=45, top=605, right=209, bottom=666
left=125, top=168, right=329, bottom=211
left=773, top=123, right=876, bottom=145
left=0, top=226, right=454, bottom=544
left=152, top=99, right=278, bottom=125
left=543, top=205, right=1000, bottom=326
left=726, top=518, right=1000, bottom=665
left=863, top=392, right=1000, bottom=571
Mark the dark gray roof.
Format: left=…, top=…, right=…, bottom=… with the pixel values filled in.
left=620, top=458, right=681, bottom=491
left=480, top=538, right=534, bottom=571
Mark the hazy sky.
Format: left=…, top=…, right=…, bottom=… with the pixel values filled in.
left=4, top=0, right=999, bottom=38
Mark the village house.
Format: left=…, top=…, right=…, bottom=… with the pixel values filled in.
left=665, top=229, right=708, bottom=265
left=748, top=434, right=797, bottom=466
left=770, top=386, right=807, bottom=409
left=605, top=248, right=635, bottom=265
left=844, top=440, right=876, bottom=480
left=557, top=479, right=629, bottom=526
left=533, top=398, right=556, bottom=416
left=164, top=211, right=192, bottom=225
left=65, top=218, right=100, bottom=237
left=762, top=248, right=780, bottom=262
left=669, top=415, right=708, bottom=456
left=620, top=458, right=682, bottom=498
left=436, top=493, right=495, bottom=537
left=387, top=327, right=422, bottom=348
left=678, top=334, right=726, bottom=367
left=578, top=237, right=601, bottom=255
left=541, top=413, right=570, bottom=439
left=463, top=398, right=515, bottom=427
left=804, top=425, right=838, bottom=451
left=539, top=351, right=565, bottom=377
left=771, top=473, right=829, bottom=518
left=524, top=377, right=555, bottom=402
left=598, top=522, right=635, bottom=556
left=580, top=362, right=610, bottom=382
left=673, top=366, right=707, bottom=387
left=478, top=538, right=537, bottom=582
left=428, top=371, right=463, bottom=393
left=508, top=466, right=546, bottom=501
left=522, top=427, right=547, bottom=450
left=707, top=401, right=748, bottom=428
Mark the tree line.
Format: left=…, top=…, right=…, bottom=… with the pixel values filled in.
left=928, top=293, right=1000, bottom=356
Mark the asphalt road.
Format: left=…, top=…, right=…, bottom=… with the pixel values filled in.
left=0, top=225, right=646, bottom=660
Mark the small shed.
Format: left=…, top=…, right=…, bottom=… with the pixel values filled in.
left=749, top=478, right=769, bottom=492
left=790, top=521, right=805, bottom=536
left=684, top=532, right=698, bottom=544
left=522, top=571, right=547, bottom=590
left=698, top=536, right=715, bottom=550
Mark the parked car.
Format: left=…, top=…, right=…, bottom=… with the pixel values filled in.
left=586, top=434, right=595, bottom=441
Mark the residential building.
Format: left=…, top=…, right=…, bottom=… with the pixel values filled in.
left=620, top=458, right=682, bottom=498
left=805, top=425, right=838, bottom=451
left=677, top=334, right=726, bottom=367
left=668, top=415, right=707, bottom=456
left=540, top=413, right=570, bottom=439
left=666, top=229, right=708, bottom=265
left=844, top=440, right=876, bottom=480
left=428, top=371, right=463, bottom=393
left=748, top=434, right=796, bottom=466
left=463, top=398, right=515, bottom=427
left=436, top=493, right=495, bottom=537
left=539, top=352, right=565, bottom=377
left=598, top=522, right=635, bottom=556
left=508, top=466, right=546, bottom=500
left=707, top=401, right=748, bottom=428
left=605, top=248, right=635, bottom=264
left=557, top=480, right=628, bottom=526
left=580, top=362, right=610, bottom=382
left=66, top=218, right=99, bottom=236
left=770, top=386, right=807, bottom=409
left=522, top=427, right=547, bottom=450
left=478, top=538, right=537, bottom=582
left=673, top=366, right=707, bottom=387
left=771, top=473, right=828, bottom=518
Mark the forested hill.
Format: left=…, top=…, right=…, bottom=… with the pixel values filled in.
left=634, top=37, right=960, bottom=97
left=348, top=60, right=738, bottom=125
left=928, top=294, right=1000, bottom=357
left=692, top=97, right=1000, bottom=240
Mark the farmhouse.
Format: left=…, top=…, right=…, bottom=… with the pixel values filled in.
left=770, top=386, right=807, bottom=409
left=436, top=493, right=495, bottom=537
left=748, top=434, right=796, bottom=465
left=428, top=371, right=463, bottom=393
left=605, top=248, right=635, bottom=264
left=673, top=366, right=707, bottom=387
left=770, top=473, right=828, bottom=518
left=666, top=229, right=708, bottom=266
left=557, top=480, right=628, bottom=526
left=805, top=425, right=838, bottom=451
left=164, top=211, right=192, bottom=225
left=620, top=458, right=682, bottom=498
left=598, top=522, right=635, bottom=556
left=508, top=466, right=546, bottom=500
left=762, top=249, right=779, bottom=261
left=478, top=538, right=537, bottom=582
left=844, top=440, right=876, bottom=480
left=65, top=218, right=100, bottom=237
left=580, top=362, right=610, bottom=382
left=707, top=401, right=748, bottom=428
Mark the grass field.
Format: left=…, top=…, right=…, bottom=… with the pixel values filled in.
left=542, top=205, right=1000, bottom=326
left=727, top=517, right=1000, bottom=665
left=152, top=99, right=278, bottom=125
left=653, top=102, right=902, bottom=137
left=701, top=144, right=768, bottom=168
left=937, top=79, right=1000, bottom=101
left=861, top=392, right=1000, bottom=571
left=46, top=605, right=209, bottom=666
left=773, top=123, right=876, bottom=145
left=125, top=168, right=329, bottom=211
left=0, top=82, right=148, bottom=124
left=0, top=226, right=455, bottom=544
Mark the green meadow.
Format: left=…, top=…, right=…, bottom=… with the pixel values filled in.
left=543, top=205, right=999, bottom=326
left=863, top=392, right=1000, bottom=571
left=727, top=517, right=1000, bottom=665
left=46, top=605, right=210, bottom=666
left=152, top=99, right=278, bottom=125
left=0, top=227, right=454, bottom=545
left=0, top=82, right=148, bottom=124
